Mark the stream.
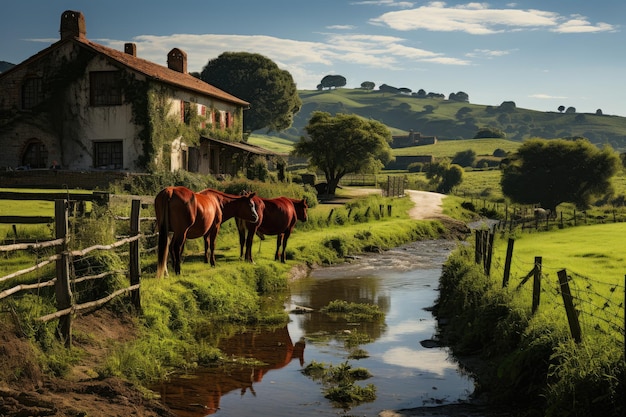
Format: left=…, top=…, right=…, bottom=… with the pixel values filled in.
left=153, top=240, right=475, bottom=416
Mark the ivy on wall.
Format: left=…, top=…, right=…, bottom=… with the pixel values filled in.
left=2, top=42, right=246, bottom=173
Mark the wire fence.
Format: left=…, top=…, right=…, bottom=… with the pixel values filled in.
left=474, top=230, right=626, bottom=357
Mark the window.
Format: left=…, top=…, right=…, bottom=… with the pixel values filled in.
left=183, top=101, right=192, bottom=125
left=213, top=110, right=220, bottom=129
left=200, top=106, right=206, bottom=129
left=21, top=139, right=48, bottom=168
left=22, top=77, right=43, bottom=109
left=90, top=71, right=122, bottom=106
left=93, top=141, right=123, bottom=169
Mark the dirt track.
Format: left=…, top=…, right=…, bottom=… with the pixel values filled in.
left=406, top=190, right=445, bottom=220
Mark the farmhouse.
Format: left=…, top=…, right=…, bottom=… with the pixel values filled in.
left=391, top=130, right=437, bottom=148
left=0, top=10, right=277, bottom=177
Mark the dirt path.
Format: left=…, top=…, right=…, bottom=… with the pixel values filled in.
left=405, top=190, right=445, bottom=220
left=334, top=188, right=445, bottom=220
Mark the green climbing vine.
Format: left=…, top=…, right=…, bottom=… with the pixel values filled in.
left=1, top=41, right=247, bottom=172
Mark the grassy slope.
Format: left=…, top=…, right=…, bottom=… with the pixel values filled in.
left=254, top=88, right=626, bottom=150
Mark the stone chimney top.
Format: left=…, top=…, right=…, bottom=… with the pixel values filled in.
left=167, top=48, right=187, bottom=74
left=124, top=43, right=137, bottom=57
left=60, top=10, right=86, bottom=40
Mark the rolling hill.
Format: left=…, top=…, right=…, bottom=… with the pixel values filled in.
left=259, top=88, right=626, bottom=151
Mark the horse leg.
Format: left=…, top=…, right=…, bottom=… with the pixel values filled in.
left=237, top=220, right=246, bottom=259
left=280, top=231, right=291, bottom=263
left=171, top=234, right=186, bottom=275
left=202, top=235, right=210, bottom=264
left=206, top=225, right=220, bottom=267
left=245, top=229, right=256, bottom=263
left=274, top=234, right=283, bottom=261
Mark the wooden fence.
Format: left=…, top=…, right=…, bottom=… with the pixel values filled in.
left=0, top=199, right=144, bottom=347
left=0, top=191, right=110, bottom=243
left=474, top=229, right=626, bottom=359
left=382, top=176, right=405, bottom=198
left=460, top=195, right=626, bottom=232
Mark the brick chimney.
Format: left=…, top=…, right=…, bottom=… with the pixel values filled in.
left=167, top=48, right=187, bottom=73
left=124, top=43, right=137, bottom=57
left=60, top=10, right=86, bottom=40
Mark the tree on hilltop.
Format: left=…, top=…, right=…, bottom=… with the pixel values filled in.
left=498, top=101, right=516, bottom=113
left=449, top=91, right=469, bottom=102
left=361, top=81, right=375, bottom=90
left=501, top=138, right=620, bottom=213
left=320, top=75, right=347, bottom=90
left=200, top=52, right=301, bottom=134
left=379, top=84, right=400, bottom=94
left=294, top=111, right=393, bottom=195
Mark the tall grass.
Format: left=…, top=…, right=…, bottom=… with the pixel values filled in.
left=437, top=226, right=626, bottom=416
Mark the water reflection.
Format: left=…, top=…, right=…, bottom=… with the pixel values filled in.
left=155, top=240, right=474, bottom=416
left=291, top=275, right=389, bottom=342
left=153, top=326, right=305, bottom=416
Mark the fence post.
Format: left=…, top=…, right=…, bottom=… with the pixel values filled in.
left=54, top=199, right=72, bottom=347
left=129, top=199, right=141, bottom=311
left=485, top=231, right=494, bottom=276
left=557, top=269, right=582, bottom=343
left=475, top=230, right=483, bottom=264
left=502, top=238, right=514, bottom=287
left=327, top=208, right=335, bottom=224
left=532, top=256, right=542, bottom=314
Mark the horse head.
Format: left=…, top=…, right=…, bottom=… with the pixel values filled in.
left=294, top=199, right=308, bottom=222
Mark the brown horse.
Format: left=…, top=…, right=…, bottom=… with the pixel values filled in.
left=155, top=186, right=258, bottom=278
left=237, top=195, right=308, bottom=263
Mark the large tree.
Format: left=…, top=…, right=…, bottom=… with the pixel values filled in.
left=426, top=160, right=464, bottom=193
left=319, top=74, right=347, bottom=89
left=200, top=52, right=301, bottom=134
left=501, top=138, right=621, bottom=213
left=294, top=112, right=393, bottom=195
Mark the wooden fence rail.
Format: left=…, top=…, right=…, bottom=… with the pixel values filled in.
left=0, top=198, right=143, bottom=348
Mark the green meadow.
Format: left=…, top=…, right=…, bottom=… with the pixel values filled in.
left=490, top=223, right=626, bottom=336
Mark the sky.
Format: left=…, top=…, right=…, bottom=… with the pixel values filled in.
left=2, top=1, right=625, bottom=116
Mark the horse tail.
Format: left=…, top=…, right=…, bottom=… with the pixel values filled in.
left=156, top=189, right=172, bottom=278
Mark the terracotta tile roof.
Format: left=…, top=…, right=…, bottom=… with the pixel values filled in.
left=0, top=36, right=249, bottom=107
left=76, top=38, right=249, bottom=106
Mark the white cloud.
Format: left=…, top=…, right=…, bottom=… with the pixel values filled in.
left=553, top=16, right=617, bottom=34
left=351, top=0, right=415, bottom=8
left=466, top=48, right=514, bottom=59
left=529, top=93, right=568, bottom=100
left=326, top=25, right=356, bottom=30
left=97, top=30, right=467, bottom=89
left=369, top=2, right=615, bottom=35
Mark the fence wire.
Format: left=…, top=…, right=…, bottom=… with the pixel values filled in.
left=483, top=233, right=626, bottom=346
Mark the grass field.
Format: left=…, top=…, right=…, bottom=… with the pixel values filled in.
left=392, top=138, right=521, bottom=158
